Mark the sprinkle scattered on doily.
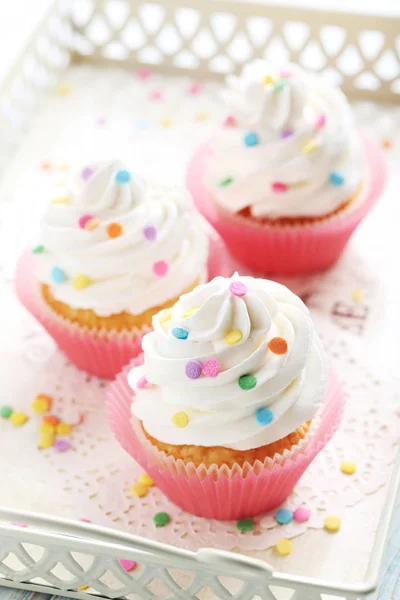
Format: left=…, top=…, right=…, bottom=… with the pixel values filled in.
left=0, top=406, right=13, bottom=418
left=57, top=422, right=72, bottom=436
left=324, top=516, right=341, bottom=532
left=275, top=508, right=293, bottom=524
left=10, top=412, right=28, bottom=426
left=236, top=519, right=255, bottom=532
left=31, top=394, right=52, bottom=414
left=244, top=132, right=259, bottom=147
left=130, top=482, right=148, bottom=498
left=38, top=435, right=54, bottom=450
left=341, top=461, right=357, bottom=475
left=276, top=538, right=293, bottom=555
left=153, top=512, right=170, bottom=527
left=351, top=290, right=364, bottom=302
left=54, top=439, right=72, bottom=452
left=225, top=330, right=243, bottom=345
left=293, top=507, right=310, bottom=523
left=238, top=374, right=257, bottom=391
left=172, top=411, right=189, bottom=428
left=119, top=559, right=137, bottom=572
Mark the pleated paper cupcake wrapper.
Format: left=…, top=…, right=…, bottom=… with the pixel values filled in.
left=187, top=134, right=386, bottom=276
left=15, top=231, right=233, bottom=380
left=107, top=360, right=345, bottom=519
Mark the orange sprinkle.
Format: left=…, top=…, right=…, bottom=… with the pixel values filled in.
left=107, top=222, right=123, bottom=238
left=41, top=161, right=51, bottom=170
left=43, top=415, right=60, bottom=426
left=382, top=138, right=392, bottom=149
left=268, top=337, right=288, bottom=355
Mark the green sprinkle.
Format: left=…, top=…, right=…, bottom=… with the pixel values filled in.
left=153, top=512, right=170, bottom=527
left=238, top=374, right=257, bottom=390
left=237, top=518, right=255, bottom=532
left=219, top=177, right=233, bottom=187
left=0, top=406, right=13, bottom=419
left=273, top=79, right=287, bottom=93
left=32, top=245, right=45, bottom=254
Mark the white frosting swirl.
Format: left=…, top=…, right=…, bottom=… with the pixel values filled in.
left=37, top=160, right=209, bottom=316
left=130, top=275, right=327, bottom=451
left=206, top=60, right=364, bottom=218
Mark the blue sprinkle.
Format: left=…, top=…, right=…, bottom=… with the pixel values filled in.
left=51, top=266, right=65, bottom=284
left=255, top=407, right=274, bottom=425
left=329, top=172, right=345, bottom=186
left=171, top=327, right=189, bottom=340
left=115, top=170, right=131, bottom=184
left=275, top=508, right=293, bottom=525
left=244, top=132, right=259, bottom=147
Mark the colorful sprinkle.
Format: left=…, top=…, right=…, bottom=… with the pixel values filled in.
left=41, top=161, right=51, bottom=170
left=78, top=214, right=94, bottom=229
left=11, top=522, right=27, bottom=528
left=329, top=172, right=345, bottom=186
left=153, top=260, right=168, bottom=277
left=195, top=111, right=208, bottom=121
left=72, top=274, right=92, bottom=290
left=255, top=407, right=274, bottom=425
left=51, top=196, right=70, bottom=205
left=263, top=75, right=274, bottom=85
left=352, top=290, right=364, bottom=302
left=161, top=117, right=172, bottom=128
left=185, top=360, right=202, bottom=379
left=225, top=330, right=243, bottom=345
left=56, top=83, right=70, bottom=95
left=150, top=89, right=163, bottom=101
left=171, top=411, right=189, bottom=428
left=237, top=519, right=255, bottom=532
left=56, top=422, right=72, bottom=436
left=202, top=358, right=221, bottom=378
left=43, top=415, right=59, bottom=426
left=315, top=113, right=327, bottom=129
left=188, top=81, right=202, bottom=95
left=219, top=177, right=233, bottom=187
left=276, top=539, right=293, bottom=556
left=82, top=167, right=94, bottom=181
left=183, top=306, right=199, bottom=318
left=171, top=327, right=189, bottom=340
left=271, top=182, right=288, bottom=193
left=223, top=115, right=236, bottom=127
left=274, top=79, right=287, bottom=93
left=130, top=482, right=148, bottom=497
left=38, top=435, right=55, bottom=449
left=136, top=68, right=152, bottom=80
left=10, top=412, right=28, bottom=426
left=229, top=280, right=247, bottom=297
left=238, top=374, right=257, bottom=391
left=153, top=512, right=170, bottom=527
left=77, top=585, right=89, bottom=591
left=80, top=518, right=91, bottom=523
left=0, top=406, right=13, bottom=418
left=268, top=337, right=288, bottom=355
left=118, top=559, right=137, bottom=572
left=139, top=473, right=154, bottom=487
left=280, top=67, right=292, bottom=78
left=40, top=422, right=55, bottom=435
left=382, top=138, right=392, bottom=149
left=159, top=309, right=172, bottom=324
left=143, top=225, right=157, bottom=241
left=54, top=439, right=71, bottom=452
left=107, top=222, right=123, bottom=239
left=301, top=139, right=318, bottom=154
left=281, top=127, right=294, bottom=139
left=31, top=394, right=52, bottom=414
left=84, top=217, right=100, bottom=231
left=115, top=170, right=131, bottom=184
left=293, top=507, right=311, bottom=523
left=136, top=376, right=148, bottom=389
left=96, top=116, right=107, bottom=126
left=244, top=132, right=259, bottom=147
left=51, top=266, right=66, bottom=284
left=341, top=461, right=357, bottom=475
left=32, top=245, right=45, bottom=254
left=324, top=516, right=341, bottom=533
left=275, top=508, right=293, bottom=524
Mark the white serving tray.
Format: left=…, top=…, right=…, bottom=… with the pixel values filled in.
left=0, top=2, right=399, bottom=599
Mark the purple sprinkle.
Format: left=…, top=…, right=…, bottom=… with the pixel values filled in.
left=82, top=167, right=94, bottom=181
left=144, top=225, right=157, bottom=241
left=54, top=438, right=71, bottom=452
left=185, top=360, right=202, bottom=379
left=281, top=128, right=294, bottom=139
left=96, top=116, right=107, bottom=126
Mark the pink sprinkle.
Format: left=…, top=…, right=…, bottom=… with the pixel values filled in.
left=293, top=507, right=310, bottom=523
left=54, top=439, right=71, bottom=452
left=150, top=89, right=163, bottom=101
left=281, top=127, right=293, bottom=139
left=80, top=518, right=91, bottom=523
left=188, top=82, right=203, bottom=95
left=12, top=522, right=27, bottom=528
left=144, top=225, right=157, bottom=241
left=137, top=376, right=148, bottom=389
left=118, top=559, right=137, bottom=572
left=153, top=260, right=168, bottom=277
left=79, top=214, right=94, bottom=229
left=223, top=115, right=237, bottom=127
left=136, top=68, right=152, bottom=80
left=315, top=113, right=327, bottom=129
left=202, top=358, right=221, bottom=378
left=82, top=167, right=94, bottom=181
left=271, top=182, right=288, bottom=193
left=280, top=67, right=292, bottom=78
left=229, top=280, right=247, bottom=297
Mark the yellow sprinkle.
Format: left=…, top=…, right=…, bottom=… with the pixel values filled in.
left=77, top=585, right=89, bottom=591
left=263, top=74, right=274, bottom=85
left=161, top=117, right=172, bottom=128
left=324, top=516, right=341, bottom=532
left=51, top=197, right=70, bottom=205
left=130, top=482, right=148, bottom=497
left=57, top=422, right=72, bottom=436
left=72, top=275, right=93, bottom=290
left=159, top=309, right=172, bottom=324
left=57, top=83, right=71, bottom=95
left=31, top=395, right=52, bottom=414
left=10, top=412, right=28, bottom=426
left=40, top=422, right=55, bottom=435
left=352, top=290, right=364, bottom=302
left=38, top=435, right=55, bottom=449
left=195, top=111, right=208, bottom=121
left=59, top=164, right=70, bottom=172
left=171, top=411, right=189, bottom=428
left=341, top=461, right=357, bottom=475
left=139, top=473, right=154, bottom=487
left=183, top=306, right=199, bottom=318
left=225, top=330, right=243, bottom=345
left=301, top=139, right=318, bottom=154
left=276, top=538, right=293, bottom=556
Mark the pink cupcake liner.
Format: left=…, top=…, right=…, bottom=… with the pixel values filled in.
left=15, top=231, right=233, bottom=380
left=107, top=361, right=345, bottom=520
left=186, top=134, right=386, bottom=275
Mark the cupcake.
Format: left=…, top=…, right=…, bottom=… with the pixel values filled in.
left=187, top=61, right=386, bottom=275
left=107, top=274, right=345, bottom=519
left=16, top=160, right=230, bottom=379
